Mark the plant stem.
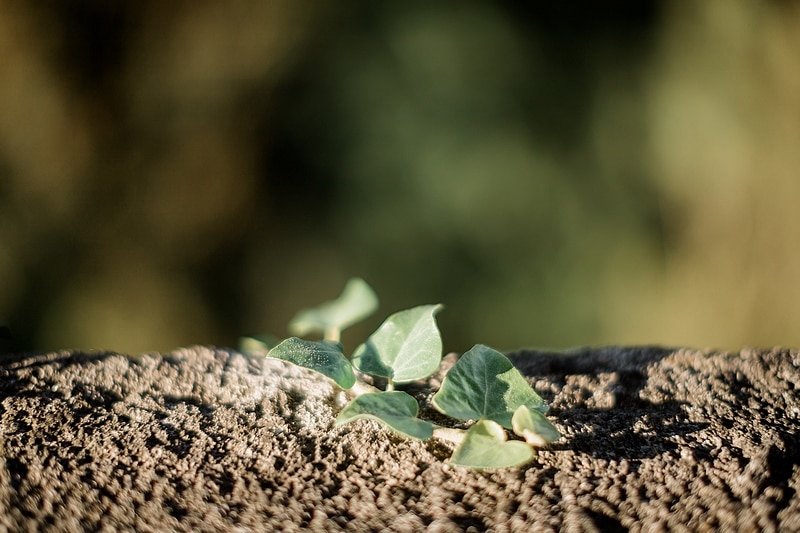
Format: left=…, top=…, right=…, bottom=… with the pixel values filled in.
left=385, top=379, right=394, bottom=392
left=324, top=327, right=340, bottom=343
left=432, top=427, right=466, bottom=445
left=348, top=380, right=380, bottom=397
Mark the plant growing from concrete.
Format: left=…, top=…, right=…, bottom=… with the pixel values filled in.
left=242, top=278, right=560, bottom=469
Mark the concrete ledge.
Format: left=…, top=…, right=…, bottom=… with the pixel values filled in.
left=1, top=346, right=798, bottom=531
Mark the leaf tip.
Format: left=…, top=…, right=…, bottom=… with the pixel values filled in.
left=511, top=405, right=561, bottom=447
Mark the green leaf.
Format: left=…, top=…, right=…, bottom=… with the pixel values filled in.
left=450, top=420, right=535, bottom=469
left=431, top=344, right=549, bottom=429
left=289, top=278, right=378, bottom=338
left=511, top=405, right=561, bottom=447
left=335, top=391, right=435, bottom=441
left=351, top=304, right=443, bottom=383
left=267, top=337, right=356, bottom=390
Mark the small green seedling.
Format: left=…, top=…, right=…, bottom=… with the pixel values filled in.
left=289, top=277, right=378, bottom=342
left=242, top=278, right=561, bottom=470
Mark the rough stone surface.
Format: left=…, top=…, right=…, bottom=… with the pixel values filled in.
left=0, top=345, right=798, bottom=531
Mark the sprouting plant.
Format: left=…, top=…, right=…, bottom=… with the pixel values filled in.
left=241, top=278, right=561, bottom=469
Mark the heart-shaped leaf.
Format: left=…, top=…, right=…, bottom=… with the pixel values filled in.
left=431, top=344, right=548, bottom=429
left=289, top=278, right=378, bottom=338
left=450, top=420, right=535, bottom=469
left=511, top=405, right=561, bottom=447
left=267, top=337, right=356, bottom=390
left=335, top=391, right=435, bottom=441
left=351, top=304, right=443, bottom=383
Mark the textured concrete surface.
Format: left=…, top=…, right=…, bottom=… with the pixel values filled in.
left=1, top=345, right=798, bottom=531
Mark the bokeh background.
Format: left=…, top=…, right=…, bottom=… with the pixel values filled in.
left=2, top=1, right=799, bottom=355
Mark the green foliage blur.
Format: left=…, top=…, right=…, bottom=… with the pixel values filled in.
left=1, top=1, right=799, bottom=355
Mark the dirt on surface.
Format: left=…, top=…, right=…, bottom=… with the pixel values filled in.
left=0, top=345, right=798, bottom=532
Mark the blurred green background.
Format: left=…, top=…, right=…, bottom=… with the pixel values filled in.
left=2, top=1, right=799, bottom=355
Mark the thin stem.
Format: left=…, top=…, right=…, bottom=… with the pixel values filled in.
left=385, top=378, right=394, bottom=392
left=432, top=427, right=467, bottom=445
left=348, top=380, right=380, bottom=397
left=324, top=327, right=340, bottom=343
